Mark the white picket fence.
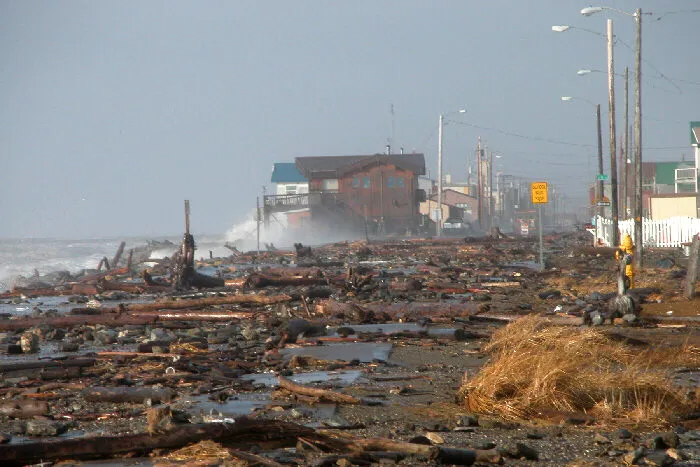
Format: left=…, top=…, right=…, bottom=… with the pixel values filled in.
left=594, top=216, right=700, bottom=248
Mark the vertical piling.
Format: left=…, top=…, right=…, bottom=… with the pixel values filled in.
left=684, top=236, right=700, bottom=299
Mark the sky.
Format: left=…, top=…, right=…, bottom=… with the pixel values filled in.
left=1, top=0, right=699, bottom=238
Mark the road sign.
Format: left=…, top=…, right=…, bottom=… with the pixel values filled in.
left=597, top=174, right=608, bottom=181
left=530, top=182, right=548, bottom=204
left=597, top=201, right=611, bottom=207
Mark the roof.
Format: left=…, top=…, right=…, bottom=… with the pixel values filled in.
left=271, top=163, right=307, bottom=183
left=655, top=161, right=694, bottom=185
left=295, top=154, right=426, bottom=179
left=430, top=189, right=477, bottom=204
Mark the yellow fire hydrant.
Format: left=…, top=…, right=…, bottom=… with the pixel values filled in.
left=615, top=233, right=635, bottom=290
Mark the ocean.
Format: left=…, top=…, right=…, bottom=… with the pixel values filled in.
left=0, top=235, right=232, bottom=292
left=0, top=215, right=267, bottom=291
left=0, top=212, right=363, bottom=291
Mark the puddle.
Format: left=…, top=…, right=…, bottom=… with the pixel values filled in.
left=184, top=392, right=272, bottom=419
left=503, top=261, right=541, bottom=270
left=183, top=392, right=336, bottom=421
left=242, top=370, right=363, bottom=387
left=328, top=323, right=457, bottom=338
left=0, top=295, right=154, bottom=316
left=672, top=370, right=700, bottom=389
left=281, top=343, right=392, bottom=363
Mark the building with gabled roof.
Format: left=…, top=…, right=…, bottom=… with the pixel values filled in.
left=265, top=153, right=426, bottom=234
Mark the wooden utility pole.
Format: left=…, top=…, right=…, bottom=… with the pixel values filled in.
left=596, top=104, right=604, bottom=219
left=488, top=149, right=494, bottom=230
left=633, top=8, right=643, bottom=267
left=476, top=138, right=483, bottom=229
left=622, top=66, right=629, bottom=218
left=184, top=200, right=190, bottom=236
left=607, top=19, right=619, bottom=246
left=256, top=197, right=261, bottom=255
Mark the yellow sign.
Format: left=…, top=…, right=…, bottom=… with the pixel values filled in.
left=531, top=182, right=548, bottom=204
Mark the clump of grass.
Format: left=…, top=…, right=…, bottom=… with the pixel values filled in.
left=458, top=315, right=698, bottom=428
left=163, top=440, right=244, bottom=465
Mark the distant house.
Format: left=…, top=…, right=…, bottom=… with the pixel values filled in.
left=620, top=160, right=697, bottom=217
left=265, top=153, right=426, bottom=234
left=271, top=163, right=308, bottom=195
left=419, top=189, right=479, bottom=225
left=649, top=193, right=700, bottom=220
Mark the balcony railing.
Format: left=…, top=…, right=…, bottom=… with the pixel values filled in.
left=263, top=193, right=309, bottom=209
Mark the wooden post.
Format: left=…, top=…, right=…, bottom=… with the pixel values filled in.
left=184, top=200, right=190, bottom=236
left=111, top=242, right=126, bottom=269
left=256, top=196, right=261, bottom=255
left=684, top=236, right=700, bottom=299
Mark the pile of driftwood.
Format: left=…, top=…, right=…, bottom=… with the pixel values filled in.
left=0, top=416, right=500, bottom=466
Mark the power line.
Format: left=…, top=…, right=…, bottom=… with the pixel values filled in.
left=450, top=120, right=595, bottom=148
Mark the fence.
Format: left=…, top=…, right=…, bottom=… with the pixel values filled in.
left=595, top=216, right=700, bottom=248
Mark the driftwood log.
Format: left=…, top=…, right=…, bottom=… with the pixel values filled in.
left=278, top=376, right=361, bottom=405
left=0, top=419, right=315, bottom=466
left=247, top=274, right=328, bottom=288
left=82, top=387, right=178, bottom=404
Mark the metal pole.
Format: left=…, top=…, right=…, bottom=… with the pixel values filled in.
left=437, top=114, right=444, bottom=237
left=607, top=19, right=619, bottom=246
left=538, top=204, right=544, bottom=270
left=623, top=66, right=629, bottom=219
left=633, top=8, right=643, bottom=267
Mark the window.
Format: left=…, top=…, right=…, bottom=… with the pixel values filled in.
left=322, top=179, right=339, bottom=191
left=352, top=177, right=360, bottom=188
left=387, top=176, right=395, bottom=188
left=397, top=177, right=404, bottom=188
left=285, top=185, right=297, bottom=194
left=363, top=177, right=370, bottom=188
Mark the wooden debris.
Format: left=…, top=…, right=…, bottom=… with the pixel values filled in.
left=278, top=376, right=362, bottom=404
left=0, top=419, right=315, bottom=466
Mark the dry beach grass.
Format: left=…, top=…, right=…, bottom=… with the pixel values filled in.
left=458, top=315, right=699, bottom=428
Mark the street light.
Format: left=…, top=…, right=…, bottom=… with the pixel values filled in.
left=561, top=96, right=605, bottom=227
left=551, top=24, right=605, bottom=37
left=577, top=68, right=624, bottom=77
left=581, top=5, right=643, bottom=266
left=437, top=109, right=466, bottom=237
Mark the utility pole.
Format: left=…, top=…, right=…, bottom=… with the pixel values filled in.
left=596, top=104, right=604, bottom=219
left=607, top=18, right=619, bottom=246
left=633, top=8, right=643, bottom=267
left=436, top=114, right=444, bottom=237
left=256, top=196, right=261, bottom=255
left=488, top=149, right=494, bottom=230
left=477, top=138, right=483, bottom=229
left=623, top=66, right=629, bottom=219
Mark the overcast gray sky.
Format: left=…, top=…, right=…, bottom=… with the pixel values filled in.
left=1, top=0, right=698, bottom=238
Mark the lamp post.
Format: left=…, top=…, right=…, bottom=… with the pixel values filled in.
left=561, top=96, right=604, bottom=222
left=436, top=109, right=466, bottom=237
left=581, top=5, right=643, bottom=265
